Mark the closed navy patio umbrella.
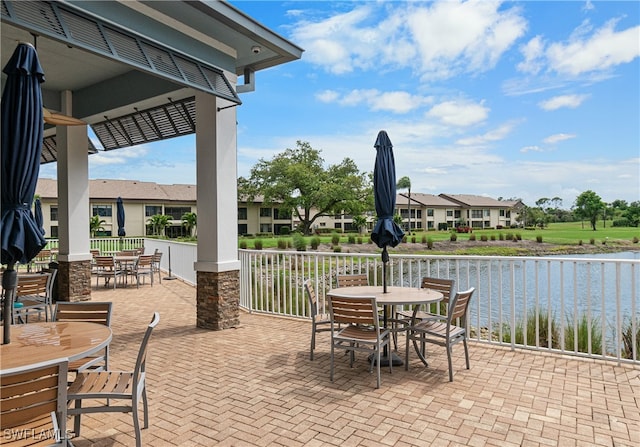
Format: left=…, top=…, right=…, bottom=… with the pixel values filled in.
left=1, top=42, right=47, bottom=343
left=34, top=198, right=45, bottom=236
left=116, top=197, right=126, bottom=237
left=370, top=130, right=404, bottom=293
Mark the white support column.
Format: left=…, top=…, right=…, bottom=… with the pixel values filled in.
left=56, top=90, right=90, bottom=262
left=193, top=91, right=240, bottom=272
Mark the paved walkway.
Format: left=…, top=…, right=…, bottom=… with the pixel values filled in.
left=70, top=278, right=639, bottom=446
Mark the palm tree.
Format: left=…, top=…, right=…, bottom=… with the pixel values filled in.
left=397, top=176, right=411, bottom=232
left=90, top=215, right=106, bottom=237
left=181, top=212, right=197, bottom=237
left=147, top=214, right=171, bottom=236
left=351, top=215, right=367, bottom=235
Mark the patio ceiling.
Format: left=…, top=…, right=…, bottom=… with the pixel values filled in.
left=1, top=0, right=303, bottom=163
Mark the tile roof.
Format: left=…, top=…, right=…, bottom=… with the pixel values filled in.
left=36, top=178, right=196, bottom=202
left=439, top=193, right=510, bottom=207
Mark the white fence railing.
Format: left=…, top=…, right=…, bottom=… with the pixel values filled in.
left=239, top=249, right=640, bottom=365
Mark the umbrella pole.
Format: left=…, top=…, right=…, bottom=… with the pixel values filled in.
left=382, top=247, right=389, bottom=293
left=2, top=264, right=18, bottom=344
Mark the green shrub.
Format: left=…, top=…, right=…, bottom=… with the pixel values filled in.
left=402, top=235, right=407, bottom=243
left=480, top=235, right=488, bottom=242
left=411, top=235, right=416, bottom=243
left=277, top=238, right=287, bottom=249
left=499, top=233, right=504, bottom=241
left=622, top=317, right=640, bottom=360
left=505, top=233, right=513, bottom=241
left=239, top=240, right=247, bottom=249
left=497, top=309, right=560, bottom=348
left=564, top=314, right=602, bottom=354
left=469, top=234, right=476, bottom=241
left=516, top=233, right=522, bottom=241
left=331, top=233, right=340, bottom=245
left=490, top=235, right=496, bottom=241
left=357, top=237, right=363, bottom=244
left=278, top=226, right=291, bottom=235
left=427, top=238, right=433, bottom=249
left=590, top=238, right=595, bottom=245
left=578, top=239, right=583, bottom=245
left=348, top=235, right=356, bottom=244
left=254, top=239, right=263, bottom=250
left=292, top=233, right=306, bottom=251
left=450, top=233, right=457, bottom=242
left=310, top=236, right=320, bottom=250
left=634, top=236, right=639, bottom=244
left=536, top=235, right=543, bottom=243
left=421, top=234, right=427, bottom=243
left=333, top=245, right=342, bottom=253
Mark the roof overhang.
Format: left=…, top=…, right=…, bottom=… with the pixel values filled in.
left=1, top=0, right=303, bottom=162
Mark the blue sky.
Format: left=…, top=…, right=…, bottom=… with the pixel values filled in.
left=40, top=0, right=640, bottom=208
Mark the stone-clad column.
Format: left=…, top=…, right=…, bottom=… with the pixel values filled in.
left=194, top=88, right=241, bottom=329
left=56, top=90, right=92, bottom=302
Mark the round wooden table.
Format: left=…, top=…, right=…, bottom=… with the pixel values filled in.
left=1, top=321, right=112, bottom=373
left=328, top=286, right=443, bottom=366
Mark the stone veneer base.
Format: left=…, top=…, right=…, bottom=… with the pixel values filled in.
left=57, top=260, right=92, bottom=302
left=196, top=270, right=240, bottom=330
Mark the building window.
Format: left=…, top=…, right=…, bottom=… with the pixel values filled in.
left=446, top=210, right=453, bottom=217
left=274, top=208, right=291, bottom=220
left=238, top=207, right=247, bottom=220
left=334, top=223, right=342, bottom=229
left=484, top=209, right=491, bottom=217
left=145, top=205, right=163, bottom=217
left=506, top=210, right=511, bottom=218
left=500, top=209, right=505, bottom=217
left=238, top=224, right=248, bottom=235
left=260, top=207, right=272, bottom=217
left=92, top=205, right=112, bottom=217
left=471, top=209, right=483, bottom=219
left=427, top=208, right=434, bottom=217
left=50, top=206, right=58, bottom=221
left=454, top=210, right=461, bottom=219
left=259, top=223, right=272, bottom=233
left=165, top=207, right=191, bottom=220
left=50, top=226, right=58, bottom=238
left=415, top=210, right=422, bottom=219
left=427, top=221, right=434, bottom=229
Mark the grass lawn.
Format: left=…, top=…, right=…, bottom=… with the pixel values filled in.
left=238, top=221, right=640, bottom=251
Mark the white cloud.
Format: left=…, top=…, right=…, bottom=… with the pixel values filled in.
left=457, top=122, right=517, bottom=146
left=315, top=90, right=339, bottom=103
left=520, top=145, right=543, bottom=153
left=290, top=1, right=526, bottom=80
left=316, top=88, right=431, bottom=114
left=539, top=94, right=588, bottom=110
left=427, top=99, right=489, bottom=127
left=543, top=133, right=577, bottom=144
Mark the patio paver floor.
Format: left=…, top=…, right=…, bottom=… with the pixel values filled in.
left=64, top=278, right=639, bottom=446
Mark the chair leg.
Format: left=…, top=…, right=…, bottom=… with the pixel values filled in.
left=132, top=397, right=141, bottom=447
left=73, top=400, right=82, bottom=436
left=330, top=341, right=335, bottom=382
left=463, top=338, right=470, bottom=370
left=375, top=347, right=381, bottom=389
left=310, top=324, right=316, bottom=360
left=142, top=386, right=149, bottom=429
left=447, top=345, right=454, bottom=382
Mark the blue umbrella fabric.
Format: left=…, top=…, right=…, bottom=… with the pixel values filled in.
left=34, top=198, right=45, bottom=236
left=370, top=130, right=404, bottom=293
left=116, top=197, right=126, bottom=237
left=1, top=42, right=47, bottom=343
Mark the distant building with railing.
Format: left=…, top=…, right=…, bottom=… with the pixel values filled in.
left=36, top=178, right=524, bottom=238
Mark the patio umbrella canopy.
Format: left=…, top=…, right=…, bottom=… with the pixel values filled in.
left=1, top=42, right=47, bottom=344
left=370, top=130, right=404, bottom=293
left=117, top=197, right=126, bottom=237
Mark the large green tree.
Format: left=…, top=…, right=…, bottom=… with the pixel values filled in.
left=573, top=190, right=604, bottom=231
left=239, top=141, right=372, bottom=235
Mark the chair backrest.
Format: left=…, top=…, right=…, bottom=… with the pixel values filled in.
left=136, top=254, right=154, bottom=269
left=133, top=312, right=160, bottom=389
left=447, top=288, right=475, bottom=325
left=1, top=358, right=68, bottom=445
left=328, top=293, right=379, bottom=328
left=54, top=301, right=113, bottom=326
left=35, top=249, right=52, bottom=261
left=336, top=274, right=368, bottom=288
left=95, top=256, right=116, bottom=269
left=304, top=280, right=319, bottom=317
left=421, top=277, right=454, bottom=303
left=152, top=250, right=162, bottom=265
left=16, top=273, right=49, bottom=297
left=90, top=249, right=101, bottom=258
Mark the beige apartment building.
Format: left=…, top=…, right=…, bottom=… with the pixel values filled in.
left=35, top=178, right=524, bottom=238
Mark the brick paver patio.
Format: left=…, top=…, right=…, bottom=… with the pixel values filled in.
left=67, top=277, right=639, bottom=446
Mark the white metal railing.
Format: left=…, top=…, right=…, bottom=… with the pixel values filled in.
left=239, top=249, right=640, bottom=365
left=45, top=237, right=146, bottom=254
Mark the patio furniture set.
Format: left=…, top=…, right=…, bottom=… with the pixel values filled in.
left=92, top=248, right=162, bottom=289
left=306, top=274, right=475, bottom=388
left=0, top=300, right=160, bottom=447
